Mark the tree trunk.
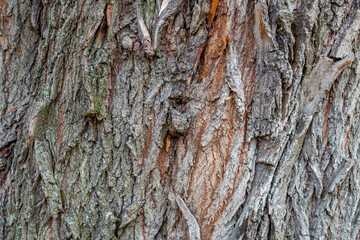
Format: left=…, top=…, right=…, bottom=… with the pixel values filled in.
left=1, top=0, right=360, bottom=239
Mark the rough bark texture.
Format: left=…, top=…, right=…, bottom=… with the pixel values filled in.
left=1, top=0, right=360, bottom=239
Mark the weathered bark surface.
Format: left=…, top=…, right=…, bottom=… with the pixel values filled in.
left=1, top=0, right=360, bottom=239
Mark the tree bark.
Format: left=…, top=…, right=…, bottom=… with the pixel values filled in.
left=1, top=0, right=360, bottom=239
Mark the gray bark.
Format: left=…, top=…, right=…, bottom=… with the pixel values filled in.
left=1, top=0, right=360, bottom=239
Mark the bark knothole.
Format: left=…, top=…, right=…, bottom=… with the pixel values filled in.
left=167, top=107, right=191, bottom=137
left=121, top=35, right=135, bottom=51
